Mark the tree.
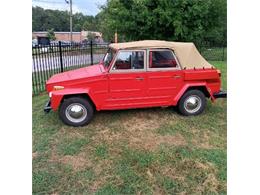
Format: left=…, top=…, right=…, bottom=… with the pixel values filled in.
left=32, top=7, right=97, bottom=32
left=32, top=0, right=227, bottom=45
left=97, top=0, right=227, bottom=46
left=82, top=16, right=97, bottom=31
left=74, top=23, right=82, bottom=31
left=47, top=28, right=56, bottom=40
left=87, top=32, right=96, bottom=41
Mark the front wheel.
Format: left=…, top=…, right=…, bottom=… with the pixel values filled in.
left=178, top=90, right=206, bottom=116
left=59, top=97, right=94, bottom=127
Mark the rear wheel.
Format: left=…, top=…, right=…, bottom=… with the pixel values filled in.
left=178, top=90, right=206, bottom=116
left=59, top=97, right=94, bottom=127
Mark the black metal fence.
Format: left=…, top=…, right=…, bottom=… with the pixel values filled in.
left=32, top=41, right=226, bottom=95
left=32, top=41, right=109, bottom=95
left=199, top=47, right=227, bottom=62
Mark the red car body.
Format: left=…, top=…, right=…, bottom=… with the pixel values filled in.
left=44, top=40, right=226, bottom=126
left=46, top=64, right=222, bottom=110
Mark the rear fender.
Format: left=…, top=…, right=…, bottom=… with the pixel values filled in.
left=51, top=88, right=91, bottom=111
left=172, top=83, right=214, bottom=105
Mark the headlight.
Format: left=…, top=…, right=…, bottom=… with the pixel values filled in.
left=53, top=86, right=64, bottom=90
left=49, top=92, right=52, bottom=98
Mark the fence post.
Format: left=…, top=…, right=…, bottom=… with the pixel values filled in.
left=58, top=41, right=64, bottom=72
left=90, top=40, right=93, bottom=65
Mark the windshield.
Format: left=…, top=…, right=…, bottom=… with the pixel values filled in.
left=103, top=48, right=115, bottom=67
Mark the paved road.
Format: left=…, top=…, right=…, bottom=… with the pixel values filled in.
left=32, top=54, right=105, bottom=72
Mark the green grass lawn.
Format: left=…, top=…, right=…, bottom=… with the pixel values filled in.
left=32, top=61, right=227, bottom=194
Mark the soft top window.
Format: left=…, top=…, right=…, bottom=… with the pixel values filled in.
left=149, top=50, right=178, bottom=68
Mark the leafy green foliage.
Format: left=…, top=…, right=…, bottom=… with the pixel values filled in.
left=47, top=28, right=56, bottom=40
left=98, top=0, right=226, bottom=45
left=83, top=17, right=97, bottom=31
left=32, top=6, right=97, bottom=32
left=33, top=0, right=226, bottom=46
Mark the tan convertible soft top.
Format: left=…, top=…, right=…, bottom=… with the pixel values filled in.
left=109, top=40, right=213, bottom=69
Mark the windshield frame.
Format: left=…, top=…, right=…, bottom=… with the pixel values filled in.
left=102, top=48, right=116, bottom=69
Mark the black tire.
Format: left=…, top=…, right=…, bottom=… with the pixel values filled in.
left=178, top=89, right=206, bottom=116
left=59, top=97, right=94, bottom=127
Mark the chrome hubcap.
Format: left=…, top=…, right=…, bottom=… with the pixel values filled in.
left=184, top=95, right=201, bottom=113
left=65, top=103, right=87, bottom=123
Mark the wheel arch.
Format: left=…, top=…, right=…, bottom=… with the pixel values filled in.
left=50, top=88, right=96, bottom=111
left=173, top=83, right=212, bottom=105
left=185, top=86, right=210, bottom=98
left=61, top=93, right=96, bottom=111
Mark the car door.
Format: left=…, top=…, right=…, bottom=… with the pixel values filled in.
left=104, top=50, right=147, bottom=109
left=146, top=49, right=184, bottom=105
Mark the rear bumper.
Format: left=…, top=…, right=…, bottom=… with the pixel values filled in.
left=213, top=90, right=227, bottom=99
left=44, top=99, right=52, bottom=113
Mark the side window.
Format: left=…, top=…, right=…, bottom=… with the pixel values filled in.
left=149, top=50, right=178, bottom=68
left=113, top=51, right=144, bottom=70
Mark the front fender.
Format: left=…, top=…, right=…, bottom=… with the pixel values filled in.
left=172, top=83, right=214, bottom=105
left=50, top=88, right=91, bottom=111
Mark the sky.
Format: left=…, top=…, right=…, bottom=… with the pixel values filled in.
left=32, top=0, right=107, bottom=16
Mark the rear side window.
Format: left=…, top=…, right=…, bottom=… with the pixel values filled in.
left=113, top=51, right=144, bottom=70
left=149, top=50, right=178, bottom=68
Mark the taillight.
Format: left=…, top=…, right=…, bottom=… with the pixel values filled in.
left=217, top=69, right=221, bottom=77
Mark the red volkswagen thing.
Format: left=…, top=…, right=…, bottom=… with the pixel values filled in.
left=44, top=40, right=226, bottom=127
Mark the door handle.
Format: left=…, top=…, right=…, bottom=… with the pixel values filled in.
left=172, top=75, right=181, bottom=79
left=136, top=77, right=144, bottom=80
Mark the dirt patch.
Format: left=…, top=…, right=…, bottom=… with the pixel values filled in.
left=93, top=159, right=113, bottom=175
left=49, top=147, right=93, bottom=170
left=121, top=114, right=164, bottom=131
left=93, top=127, right=186, bottom=151
left=93, top=129, right=121, bottom=142
left=88, top=160, right=116, bottom=193
left=191, top=131, right=214, bottom=149
left=89, top=174, right=114, bottom=193
left=127, top=130, right=186, bottom=151
left=197, top=173, right=220, bottom=193
left=58, top=154, right=92, bottom=170
left=194, top=161, right=215, bottom=171
left=153, top=186, right=165, bottom=195
left=93, top=123, right=186, bottom=151
left=160, top=166, right=186, bottom=182
left=92, top=113, right=186, bottom=151
left=32, top=152, right=38, bottom=159
left=56, top=127, right=87, bottom=139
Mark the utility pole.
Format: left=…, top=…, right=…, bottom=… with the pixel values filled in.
left=65, top=0, right=73, bottom=42
left=69, top=0, right=73, bottom=42
left=115, top=29, right=118, bottom=43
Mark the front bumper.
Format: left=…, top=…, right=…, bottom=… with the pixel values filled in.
left=44, top=99, right=52, bottom=113
left=213, top=90, right=227, bottom=99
